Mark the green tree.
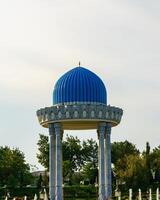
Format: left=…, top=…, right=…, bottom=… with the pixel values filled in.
left=38, top=135, right=160, bottom=190
left=111, top=140, right=139, bottom=165
left=115, top=154, right=148, bottom=190
left=63, top=135, right=83, bottom=183
left=0, top=146, right=32, bottom=187
left=63, top=135, right=82, bottom=172
left=143, top=142, right=153, bottom=186
left=82, top=162, right=98, bottom=184
left=111, top=141, right=140, bottom=191
left=37, top=134, right=49, bottom=169
left=36, top=174, right=43, bottom=189
left=81, top=139, right=98, bottom=184
left=149, top=145, right=160, bottom=183
left=82, top=139, right=98, bottom=167
left=37, top=134, right=83, bottom=182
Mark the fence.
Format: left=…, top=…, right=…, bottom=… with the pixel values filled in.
left=0, top=187, right=160, bottom=200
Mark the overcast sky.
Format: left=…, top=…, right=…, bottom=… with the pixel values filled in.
left=0, top=0, right=160, bottom=170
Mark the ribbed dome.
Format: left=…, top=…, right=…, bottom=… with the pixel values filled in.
left=53, top=66, right=107, bottom=105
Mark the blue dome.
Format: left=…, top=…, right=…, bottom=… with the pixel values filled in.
left=53, top=67, right=107, bottom=105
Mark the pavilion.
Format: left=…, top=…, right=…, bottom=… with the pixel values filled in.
left=37, top=66, right=123, bottom=200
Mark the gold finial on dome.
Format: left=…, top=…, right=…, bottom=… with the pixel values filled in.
left=79, top=61, right=81, bottom=67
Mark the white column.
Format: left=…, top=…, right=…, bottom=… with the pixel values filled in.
left=118, top=194, right=121, bottom=200
left=156, top=188, right=159, bottom=200
left=149, top=188, right=152, bottom=200
left=129, top=188, right=132, bottom=200
left=98, top=122, right=106, bottom=200
left=138, top=189, right=142, bottom=200
left=55, top=123, right=63, bottom=200
left=49, top=124, right=56, bottom=200
left=105, top=123, right=112, bottom=199
left=44, top=188, right=48, bottom=200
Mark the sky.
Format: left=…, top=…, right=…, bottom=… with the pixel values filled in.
left=0, top=0, right=160, bottom=170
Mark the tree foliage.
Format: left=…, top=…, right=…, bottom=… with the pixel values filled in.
left=82, top=138, right=98, bottom=167
left=111, top=140, right=139, bottom=164
left=37, top=135, right=98, bottom=183
left=0, top=146, right=32, bottom=187
left=81, top=139, right=98, bottom=184
left=63, top=135, right=82, bottom=177
left=111, top=141, right=141, bottom=190
left=148, top=145, right=160, bottom=182
left=115, top=154, right=149, bottom=190
left=37, top=134, right=160, bottom=189
left=37, top=134, right=49, bottom=169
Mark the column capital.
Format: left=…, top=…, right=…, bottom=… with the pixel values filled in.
left=97, top=122, right=106, bottom=139
left=54, top=122, right=62, bottom=129
left=99, top=122, right=107, bottom=127
left=98, top=122, right=107, bottom=132
left=54, top=123, right=63, bottom=139
left=49, top=123, right=54, bottom=136
left=106, top=123, right=112, bottom=136
left=49, top=123, right=54, bottom=129
left=106, top=122, right=112, bottom=128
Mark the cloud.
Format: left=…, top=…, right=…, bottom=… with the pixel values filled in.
left=0, top=0, right=160, bottom=168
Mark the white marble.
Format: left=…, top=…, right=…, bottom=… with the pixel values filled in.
left=156, top=188, right=159, bottom=200
left=129, top=188, right=132, bottom=200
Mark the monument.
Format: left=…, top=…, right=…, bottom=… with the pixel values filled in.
left=36, top=66, right=123, bottom=200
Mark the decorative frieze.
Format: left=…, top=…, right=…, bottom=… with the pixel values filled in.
left=37, top=104, right=123, bottom=128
